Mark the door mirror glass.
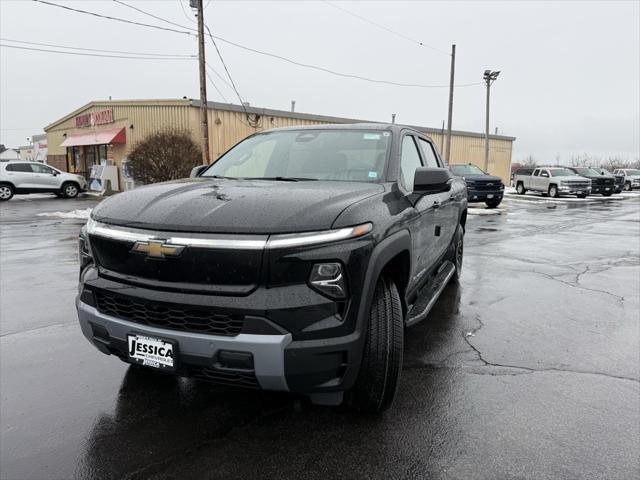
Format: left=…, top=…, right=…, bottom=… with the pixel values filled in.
left=190, top=165, right=208, bottom=178
left=413, top=167, right=452, bottom=193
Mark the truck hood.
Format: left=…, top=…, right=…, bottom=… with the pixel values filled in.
left=460, top=174, right=503, bottom=184
left=91, top=178, right=384, bottom=234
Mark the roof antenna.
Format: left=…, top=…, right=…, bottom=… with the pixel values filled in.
left=391, top=114, right=396, bottom=124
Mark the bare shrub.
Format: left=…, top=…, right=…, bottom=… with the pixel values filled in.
left=127, top=130, right=201, bottom=184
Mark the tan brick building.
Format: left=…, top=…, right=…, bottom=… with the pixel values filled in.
left=44, top=99, right=515, bottom=189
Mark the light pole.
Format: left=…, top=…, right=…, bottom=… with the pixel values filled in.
left=483, top=69, right=500, bottom=172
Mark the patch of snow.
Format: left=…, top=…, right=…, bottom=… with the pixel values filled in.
left=36, top=208, right=92, bottom=219
left=468, top=207, right=503, bottom=216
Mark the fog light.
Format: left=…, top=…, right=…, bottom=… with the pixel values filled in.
left=309, top=262, right=347, bottom=300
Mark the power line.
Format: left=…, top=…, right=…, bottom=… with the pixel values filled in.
left=322, top=0, right=451, bottom=56
left=204, top=24, right=246, bottom=105
left=34, top=0, right=480, bottom=88
left=112, top=0, right=195, bottom=32
left=32, top=0, right=194, bottom=36
left=1, top=38, right=195, bottom=58
left=0, top=43, right=196, bottom=60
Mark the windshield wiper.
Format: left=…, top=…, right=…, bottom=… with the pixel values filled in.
left=249, top=176, right=318, bottom=182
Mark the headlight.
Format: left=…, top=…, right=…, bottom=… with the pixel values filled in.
left=78, top=224, right=93, bottom=267
left=309, top=262, right=347, bottom=300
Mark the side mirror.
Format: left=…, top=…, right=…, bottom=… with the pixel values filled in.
left=190, top=165, right=208, bottom=178
left=52, top=171, right=59, bottom=176
left=413, top=167, right=453, bottom=194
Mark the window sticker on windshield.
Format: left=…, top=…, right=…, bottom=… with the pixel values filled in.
left=383, top=132, right=390, bottom=136
left=368, top=171, right=378, bottom=179
left=363, top=133, right=381, bottom=140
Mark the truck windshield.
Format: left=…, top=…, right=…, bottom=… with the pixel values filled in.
left=574, top=168, right=600, bottom=176
left=201, top=130, right=390, bottom=182
left=624, top=169, right=640, bottom=175
left=549, top=169, right=577, bottom=177
left=450, top=164, right=485, bottom=176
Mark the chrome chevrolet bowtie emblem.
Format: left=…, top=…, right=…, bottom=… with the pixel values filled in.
left=131, top=240, right=185, bottom=259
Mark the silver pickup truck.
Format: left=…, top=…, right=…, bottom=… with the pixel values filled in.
left=514, top=167, right=592, bottom=198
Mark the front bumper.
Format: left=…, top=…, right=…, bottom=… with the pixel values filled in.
left=558, top=185, right=591, bottom=195
left=591, top=185, right=614, bottom=194
left=466, top=189, right=503, bottom=202
left=77, top=297, right=292, bottom=390
left=76, top=276, right=365, bottom=395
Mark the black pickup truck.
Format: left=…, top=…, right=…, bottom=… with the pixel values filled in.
left=566, top=167, right=616, bottom=196
left=77, top=124, right=467, bottom=412
left=449, top=163, right=505, bottom=208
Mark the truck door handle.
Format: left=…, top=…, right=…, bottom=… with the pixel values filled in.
left=433, top=201, right=440, bottom=209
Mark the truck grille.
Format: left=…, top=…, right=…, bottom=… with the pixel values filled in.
left=94, top=289, right=244, bottom=336
left=468, top=181, right=502, bottom=191
left=565, top=181, right=590, bottom=189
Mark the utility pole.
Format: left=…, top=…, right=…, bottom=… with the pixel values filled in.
left=195, top=0, right=210, bottom=164
left=483, top=69, right=500, bottom=171
left=444, top=44, right=455, bottom=164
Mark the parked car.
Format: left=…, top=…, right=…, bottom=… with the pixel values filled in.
left=514, top=167, right=591, bottom=198
left=565, top=167, right=616, bottom=196
left=613, top=169, right=640, bottom=191
left=594, top=168, right=624, bottom=193
left=449, top=163, right=504, bottom=208
left=510, top=167, right=535, bottom=187
left=76, top=124, right=468, bottom=412
left=0, top=161, right=87, bottom=201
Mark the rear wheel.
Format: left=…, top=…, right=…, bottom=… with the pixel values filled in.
left=548, top=185, right=559, bottom=198
left=61, top=182, right=80, bottom=199
left=623, top=182, right=632, bottom=191
left=516, top=182, right=526, bottom=195
left=349, top=276, right=403, bottom=413
left=0, top=184, right=14, bottom=201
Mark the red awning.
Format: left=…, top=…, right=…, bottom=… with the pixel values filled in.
left=60, top=127, right=126, bottom=147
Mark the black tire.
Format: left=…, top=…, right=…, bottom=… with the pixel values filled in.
left=548, top=184, right=559, bottom=198
left=623, top=182, right=632, bottom=191
left=349, top=276, right=403, bottom=413
left=0, top=183, right=14, bottom=201
left=485, top=199, right=502, bottom=208
left=603, top=192, right=612, bottom=197
left=61, top=182, right=80, bottom=199
left=446, top=223, right=464, bottom=281
left=516, top=182, right=526, bottom=195
left=576, top=193, right=588, bottom=199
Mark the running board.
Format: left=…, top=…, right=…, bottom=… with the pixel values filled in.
left=405, top=260, right=456, bottom=327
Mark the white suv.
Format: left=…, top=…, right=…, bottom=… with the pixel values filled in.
left=0, top=161, right=87, bottom=201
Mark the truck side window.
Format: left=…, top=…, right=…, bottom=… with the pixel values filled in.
left=540, top=170, right=549, bottom=177
left=400, top=135, right=423, bottom=191
left=533, top=169, right=540, bottom=176
left=417, top=138, right=440, bottom=168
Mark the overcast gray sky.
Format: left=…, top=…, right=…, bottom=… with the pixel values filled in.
left=1, top=0, right=639, bottom=163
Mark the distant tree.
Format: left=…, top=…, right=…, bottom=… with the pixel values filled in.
left=128, top=130, right=201, bottom=185
left=521, top=155, right=537, bottom=167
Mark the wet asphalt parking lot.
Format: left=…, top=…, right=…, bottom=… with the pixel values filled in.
left=1, top=193, right=639, bottom=480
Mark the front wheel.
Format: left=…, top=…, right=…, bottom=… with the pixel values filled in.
left=577, top=193, right=588, bottom=199
left=61, top=182, right=80, bottom=199
left=0, top=184, right=14, bottom=201
left=485, top=199, right=502, bottom=208
left=624, top=182, right=632, bottom=191
left=603, top=192, right=612, bottom=197
left=549, top=185, right=559, bottom=198
left=349, top=276, right=403, bottom=413
left=447, top=223, right=464, bottom=281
